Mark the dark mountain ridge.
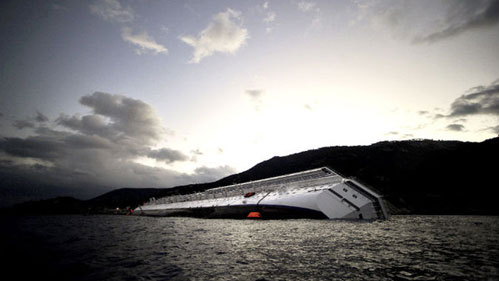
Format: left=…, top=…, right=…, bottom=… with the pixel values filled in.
left=4, top=137, right=498, bottom=215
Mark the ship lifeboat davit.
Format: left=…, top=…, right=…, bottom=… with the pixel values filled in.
left=244, top=192, right=256, bottom=198
left=247, top=211, right=262, bottom=219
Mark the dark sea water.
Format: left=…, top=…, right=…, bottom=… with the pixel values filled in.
left=1, top=215, right=498, bottom=281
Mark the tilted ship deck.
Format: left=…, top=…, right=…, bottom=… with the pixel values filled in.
left=134, top=167, right=388, bottom=220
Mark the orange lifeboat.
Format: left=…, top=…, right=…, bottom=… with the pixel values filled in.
left=247, top=211, right=262, bottom=219
left=244, top=192, right=255, bottom=198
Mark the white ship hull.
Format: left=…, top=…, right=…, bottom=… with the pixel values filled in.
left=134, top=167, right=388, bottom=220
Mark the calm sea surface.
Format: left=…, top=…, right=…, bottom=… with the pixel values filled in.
left=1, top=215, right=498, bottom=281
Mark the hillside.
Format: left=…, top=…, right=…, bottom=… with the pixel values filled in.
left=5, top=137, right=499, bottom=215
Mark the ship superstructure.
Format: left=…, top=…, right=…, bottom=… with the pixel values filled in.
left=134, top=167, right=388, bottom=220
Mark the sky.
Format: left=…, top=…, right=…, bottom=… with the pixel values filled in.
left=1, top=0, right=498, bottom=206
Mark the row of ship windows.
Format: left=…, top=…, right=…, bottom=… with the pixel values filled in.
left=342, top=187, right=358, bottom=199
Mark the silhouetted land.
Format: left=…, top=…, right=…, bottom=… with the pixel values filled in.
left=3, top=137, right=498, bottom=215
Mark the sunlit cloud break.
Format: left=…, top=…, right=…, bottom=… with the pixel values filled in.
left=180, top=8, right=248, bottom=63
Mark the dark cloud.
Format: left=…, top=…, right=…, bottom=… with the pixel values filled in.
left=414, top=0, right=499, bottom=43
left=0, top=164, right=108, bottom=207
left=13, top=111, right=49, bottom=129
left=12, top=111, right=49, bottom=130
left=359, top=0, right=499, bottom=44
left=419, top=79, right=499, bottom=135
left=420, top=79, right=499, bottom=135
left=35, top=126, right=71, bottom=138
left=446, top=124, right=465, bottom=131
left=13, top=120, right=35, bottom=129
left=426, top=78, right=499, bottom=120
left=64, top=134, right=114, bottom=150
left=57, top=113, right=113, bottom=140
left=448, top=79, right=499, bottom=117
left=78, top=92, right=165, bottom=143
left=0, top=135, right=65, bottom=160
left=0, top=92, right=236, bottom=206
left=35, top=111, right=49, bottom=122
left=148, top=148, right=189, bottom=163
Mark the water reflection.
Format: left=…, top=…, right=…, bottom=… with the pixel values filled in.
left=2, top=215, right=498, bottom=280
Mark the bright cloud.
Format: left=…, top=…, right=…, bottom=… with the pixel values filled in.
left=121, top=27, right=168, bottom=55
left=148, top=148, right=189, bottom=163
left=180, top=8, right=249, bottom=63
left=89, top=0, right=134, bottom=23
left=90, top=0, right=168, bottom=56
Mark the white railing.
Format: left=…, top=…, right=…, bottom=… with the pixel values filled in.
left=144, top=167, right=341, bottom=206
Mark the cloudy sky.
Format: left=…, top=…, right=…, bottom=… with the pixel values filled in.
left=1, top=0, right=498, bottom=205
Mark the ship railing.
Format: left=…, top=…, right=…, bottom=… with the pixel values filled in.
left=206, top=168, right=334, bottom=194
left=147, top=173, right=344, bottom=205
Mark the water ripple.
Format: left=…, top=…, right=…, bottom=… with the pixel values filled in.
left=1, top=215, right=498, bottom=280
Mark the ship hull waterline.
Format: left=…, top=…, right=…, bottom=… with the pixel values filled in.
left=134, top=204, right=328, bottom=219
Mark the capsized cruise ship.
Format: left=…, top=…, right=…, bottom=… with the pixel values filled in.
left=134, top=167, right=388, bottom=220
